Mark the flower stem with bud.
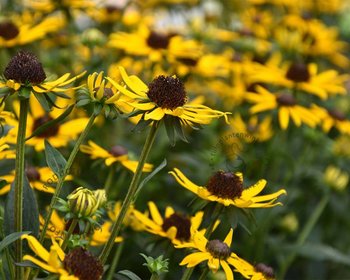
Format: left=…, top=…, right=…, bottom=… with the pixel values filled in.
left=99, top=121, right=160, bottom=264
left=61, top=218, right=78, bottom=251
left=39, top=113, right=97, bottom=243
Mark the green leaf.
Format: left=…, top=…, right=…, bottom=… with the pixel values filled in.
left=134, top=159, right=167, bottom=202
left=0, top=231, right=31, bottom=253
left=33, top=92, right=51, bottom=111
left=289, top=242, right=350, bottom=266
left=164, top=116, right=176, bottom=146
left=4, top=175, right=40, bottom=244
left=115, top=270, right=142, bottom=280
left=94, top=103, right=103, bottom=115
left=132, top=118, right=152, bottom=133
left=18, top=87, right=31, bottom=99
left=44, top=140, right=67, bottom=177
left=173, top=118, right=189, bottom=143
left=76, top=99, right=91, bottom=107
left=26, top=104, right=74, bottom=141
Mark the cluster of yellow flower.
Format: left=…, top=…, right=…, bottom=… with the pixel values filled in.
left=0, top=0, right=349, bottom=279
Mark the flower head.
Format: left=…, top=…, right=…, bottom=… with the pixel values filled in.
left=133, top=201, right=205, bottom=245
left=170, top=168, right=286, bottom=208
left=0, top=50, right=85, bottom=102
left=67, top=187, right=99, bottom=218
left=177, top=229, right=266, bottom=280
left=107, top=67, right=229, bottom=125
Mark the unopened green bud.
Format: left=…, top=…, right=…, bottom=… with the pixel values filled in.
left=93, top=189, right=107, bottom=208
left=67, top=187, right=99, bottom=217
left=81, top=28, right=106, bottom=47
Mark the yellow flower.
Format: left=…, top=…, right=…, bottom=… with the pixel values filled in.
left=249, top=53, right=348, bottom=99
left=21, top=234, right=77, bottom=279
left=229, top=113, right=273, bottom=142
left=0, top=51, right=85, bottom=100
left=90, top=221, right=123, bottom=247
left=39, top=210, right=66, bottom=239
left=80, top=140, right=153, bottom=173
left=310, top=104, right=350, bottom=135
left=324, top=165, right=349, bottom=191
left=6, top=96, right=89, bottom=151
left=0, top=166, right=73, bottom=195
left=176, top=229, right=268, bottom=280
left=246, top=86, right=319, bottom=130
left=23, top=0, right=95, bottom=13
left=108, top=24, right=202, bottom=62
left=170, top=168, right=286, bottom=208
left=107, top=67, right=229, bottom=125
left=133, top=201, right=205, bottom=245
left=22, top=235, right=103, bottom=279
left=0, top=15, right=65, bottom=47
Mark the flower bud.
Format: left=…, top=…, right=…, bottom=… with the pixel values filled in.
left=67, top=187, right=99, bottom=217
left=93, top=189, right=107, bottom=208
left=81, top=28, right=106, bottom=47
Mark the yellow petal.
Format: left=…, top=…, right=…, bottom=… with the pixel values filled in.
left=241, top=179, right=267, bottom=199
left=148, top=201, right=163, bottom=225
left=180, top=252, right=210, bottom=267
left=223, top=228, right=233, bottom=247
left=221, top=260, right=234, bottom=280
left=144, top=107, right=165, bottom=121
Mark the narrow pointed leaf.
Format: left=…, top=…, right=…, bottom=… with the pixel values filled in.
left=44, top=140, right=67, bottom=177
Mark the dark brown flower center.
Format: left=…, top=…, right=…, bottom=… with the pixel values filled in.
left=32, top=115, right=60, bottom=138
left=63, top=247, right=103, bottom=280
left=177, top=57, right=198, bottom=67
left=93, top=87, right=114, bottom=99
left=147, top=75, right=187, bottom=109
left=206, top=240, right=231, bottom=259
left=146, top=31, right=172, bottom=49
left=285, top=62, right=310, bottom=82
left=109, top=145, right=128, bottom=157
left=4, top=51, right=46, bottom=84
left=255, top=263, right=275, bottom=279
left=239, top=27, right=254, bottom=37
left=206, top=171, right=243, bottom=199
left=328, top=109, right=346, bottom=121
left=0, top=21, right=19, bottom=40
left=161, top=213, right=191, bottom=241
left=276, top=94, right=296, bottom=106
left=25, top=166, right=41, bottom=181
left=105, top=5, right=122, bottom=14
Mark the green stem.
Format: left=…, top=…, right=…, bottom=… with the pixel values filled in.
left=279, top=192, right=330, bottom=279
left=106, top=243, right=124, bottom=280
left=39, top=113, right=97, bottom=243
left=14, top=98, right=29, bottom=279
left=0, top=260, right=6, bottom=280
left=99, top=121, right=159, bottom=264
left=104, top=166, right=115, bottom=195
left=181, top=204, right=223, bottom=280
left=61, top=218, right=78, bottom=251
left=198, top=267, right=209, bottom=280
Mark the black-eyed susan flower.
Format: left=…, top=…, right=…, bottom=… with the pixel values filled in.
left=22, top=234, right=103, bottom=280
left=249, top=53, right=348, bottom=99
left=0, top=166, right=73, bottom=195
left=311, top=104, right=350, bottom=135
left=176, top=229, right=265, bottom=280
left=107, top=67, right=229, bottom=126
left=170, top=168, right=286, bottom=208
left=245, top=86, right=319, bottom=130
left=133, top=201, right=205, bottom=245
left=0, top=51, right=85, bottom=101
left=39, top=210, right=66, bottom=239
left=0, top=15, right=65, bottom=48
left=6, top=96, right=89, bottom=151
left=108, top=24, right=202, bottom=62
left=80, top=140, right=153, bottom=173
left=229, top=113, right=273, bottom=142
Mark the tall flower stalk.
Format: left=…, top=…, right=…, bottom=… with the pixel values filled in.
left=14, top=97, right=29, bottom=280
left=99, top=121, right=160, bottom=264
left=39, top=112, right=97, bottom=242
